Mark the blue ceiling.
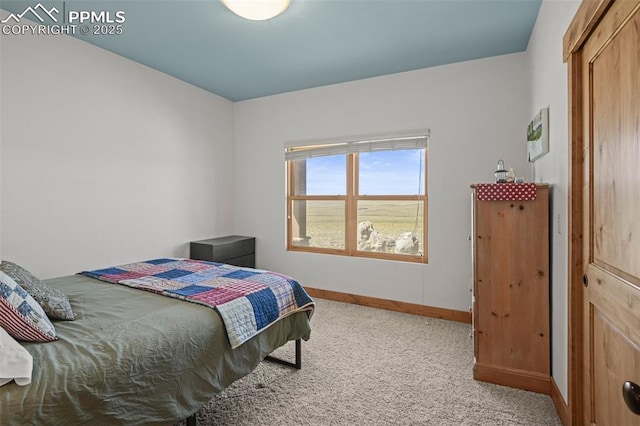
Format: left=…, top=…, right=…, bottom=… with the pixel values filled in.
left=1, top=0, right=542, bottom=101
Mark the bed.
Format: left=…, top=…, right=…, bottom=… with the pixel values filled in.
left=0, top=261, right=314, bottom=425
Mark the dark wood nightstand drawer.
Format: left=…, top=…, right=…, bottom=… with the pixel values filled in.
left=190, top=235, right=255, bottom=268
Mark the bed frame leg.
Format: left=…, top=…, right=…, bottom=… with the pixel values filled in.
left=264, top=339, right=302, bottom=369
left=186, top=414, right=196, bottom=426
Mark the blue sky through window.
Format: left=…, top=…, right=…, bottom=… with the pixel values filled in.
left=305, top=149, right=425, bottom=195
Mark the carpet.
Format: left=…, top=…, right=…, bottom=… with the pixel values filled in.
left=177, top=298, right=562, bottom=425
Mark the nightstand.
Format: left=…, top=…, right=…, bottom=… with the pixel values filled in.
left=189, top=235, right=256, bottom=268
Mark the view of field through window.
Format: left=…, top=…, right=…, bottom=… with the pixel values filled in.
left=290, top=147, right=426, bottom=259
left=292, top=200, right=346, bottom=249
left=285, top=135, right=428, bottom=262
left=293, top=200, right=424, bottom=254
left=356, top=200, right=424, bottom=255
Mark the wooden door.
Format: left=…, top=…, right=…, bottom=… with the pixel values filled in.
left=578, top=1, right=640, bottom=424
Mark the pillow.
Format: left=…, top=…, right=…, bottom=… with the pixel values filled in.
left=0, top=271, right=57, bottom=342
left=0, top=326, right=33, bottom=386
left=0, top=261, right=75, bottom=320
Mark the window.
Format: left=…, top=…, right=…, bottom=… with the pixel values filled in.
left=286, top=132, right=428, bottom=263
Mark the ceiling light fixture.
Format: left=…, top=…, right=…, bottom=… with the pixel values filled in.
left=221, top=0, right=291, bottom=21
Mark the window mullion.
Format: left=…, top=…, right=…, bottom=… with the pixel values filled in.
left=286, top=161, right=294, bottom=250
left=345, top=153, right=357, bottom=255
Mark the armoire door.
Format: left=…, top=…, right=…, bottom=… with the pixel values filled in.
left=580, top=1, right=640, bottom=424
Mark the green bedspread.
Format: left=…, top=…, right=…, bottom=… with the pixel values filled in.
left=0, top=274, right=312, bottom=425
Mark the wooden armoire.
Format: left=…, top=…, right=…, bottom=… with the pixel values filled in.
left=471, top=183, right=550, bottom=394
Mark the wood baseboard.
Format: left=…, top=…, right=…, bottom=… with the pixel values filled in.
left=473, top=362, right=551, bottom=395
left=550, top=377, right=569, bottom=425
left=304, top=287, right=471, bottom=324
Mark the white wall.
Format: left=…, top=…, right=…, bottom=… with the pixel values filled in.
left=1, top=3, right=579, bottom=404
left=233, top=53, right=529, bottom=312
left=0, top=10, right=235, bottom=278
left=525, top=0, right=581, bottom=404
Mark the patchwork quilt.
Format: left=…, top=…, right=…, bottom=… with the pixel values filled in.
left=81, top=259, right=314, bottom=348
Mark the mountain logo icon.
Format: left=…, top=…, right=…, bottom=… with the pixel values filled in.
left=1, top=3, right=59, bottom=24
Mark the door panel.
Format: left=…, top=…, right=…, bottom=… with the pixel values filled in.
left=583, top=2, right=640, bottom=424
left=591, top=5, right=640, bottom=282
left=593, top=309, right=640, bottom=425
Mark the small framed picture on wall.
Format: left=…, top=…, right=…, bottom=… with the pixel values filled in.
left=527, top=107, right=549, bottom=162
